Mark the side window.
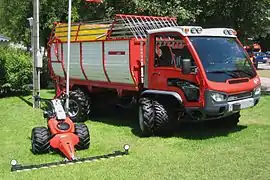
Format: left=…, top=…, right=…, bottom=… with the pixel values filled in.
left=172, top=45, right=196, bottom=69
left=155, top=45, right=174, bottom=67
left=154, top=35, right=175, bottom=67
left=154, top=34, right=196, bottom=69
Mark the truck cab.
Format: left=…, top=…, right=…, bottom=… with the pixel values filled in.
left=139, top=26, right=261, bottom=136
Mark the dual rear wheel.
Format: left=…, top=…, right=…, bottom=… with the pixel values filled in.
left=65, top=89, right=91, bottom=123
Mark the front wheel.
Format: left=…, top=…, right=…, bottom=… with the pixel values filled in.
left=74, top=123, right=90, bottom=150
left=31, top=127, right=51, bottom=154
left=138, top=97, right=174, bottom=136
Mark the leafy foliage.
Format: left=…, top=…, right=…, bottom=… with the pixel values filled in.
left=0, top=0, right=269, bottom=47
left=0, top=47, right=32, bottom=93
left=191, top=0, right=270, bottom=40
left=0, top=50, right=6, bottom=87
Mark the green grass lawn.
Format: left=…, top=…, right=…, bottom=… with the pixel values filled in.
left=0, top=90, right=270, bottom=180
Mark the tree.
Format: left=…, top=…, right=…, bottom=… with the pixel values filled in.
left=0, top=0, right=269, bottom=48
left=0, top=0, right=192, bottom=47
left=186, top=0, right=270, bottom=41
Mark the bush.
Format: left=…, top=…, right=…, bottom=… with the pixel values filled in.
left=0, top=46, right=32, bottom=94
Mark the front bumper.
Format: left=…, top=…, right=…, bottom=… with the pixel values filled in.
left=185, top=90, right=260, bottom=120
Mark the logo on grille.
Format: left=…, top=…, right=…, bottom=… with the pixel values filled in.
left=228, top=96, right=238, bottom=101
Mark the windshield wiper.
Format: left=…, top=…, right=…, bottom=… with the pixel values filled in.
left=207, top=70, right=240, bottom=78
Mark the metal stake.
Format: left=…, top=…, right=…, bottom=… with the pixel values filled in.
left=65, top=0, right=72, bottom=112
left=33, top=0, right=41, bottom=108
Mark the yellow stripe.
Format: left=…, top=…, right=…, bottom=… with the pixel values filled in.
left=55, top=23, right=110, bottom=41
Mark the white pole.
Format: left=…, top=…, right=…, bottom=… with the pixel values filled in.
left=36, top=0, right=40, bottom=108
left=30, top=20, right=34, bottom=108
left=32, top=0, right=40, bottom=108
left=65, top=0, right=72, bottom=112
left=33, top=0, right=37, bottom=108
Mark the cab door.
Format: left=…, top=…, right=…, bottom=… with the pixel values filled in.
left=147, top=32, right=201, bottom=103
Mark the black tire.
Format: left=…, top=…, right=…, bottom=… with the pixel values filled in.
left=139, top=97, right=173, bottom=136
left=31, top=127, right=51, bottom=154
left=74, top=123, right=90, bottom=150
left=138, top=97, right=154, bottom=136
left=207, top=112, right=240, bottom=128
left=67, top=89, right=91, bottom=122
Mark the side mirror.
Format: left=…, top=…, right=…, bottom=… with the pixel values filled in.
left=182, top=59, right=191, bottom=74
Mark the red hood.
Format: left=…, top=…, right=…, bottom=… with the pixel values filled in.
left=205, top=75, right=261, bottom=94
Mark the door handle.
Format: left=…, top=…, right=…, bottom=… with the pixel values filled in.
left=153, top=72, right=160, bottom=75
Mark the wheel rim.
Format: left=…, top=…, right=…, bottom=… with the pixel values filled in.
left=68, top=99, right=79, bottom=117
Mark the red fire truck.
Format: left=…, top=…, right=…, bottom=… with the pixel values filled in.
left=48, top=14, right=261, bottom=136
left=244, top=43, right=262, bottom=69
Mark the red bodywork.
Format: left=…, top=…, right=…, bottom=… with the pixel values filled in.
left=47, top=14, right=260, bottom=110
left=48, top=116, right=79, bottom=160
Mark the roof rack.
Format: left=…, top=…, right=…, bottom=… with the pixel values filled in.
left=53, top=14, right=178, bottom=42
left=109, top=14, right=178, bottom=40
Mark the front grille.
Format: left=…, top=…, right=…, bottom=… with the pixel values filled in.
left=228, top=91, right=252, bottom=102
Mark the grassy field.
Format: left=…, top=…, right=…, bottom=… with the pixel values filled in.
left=0, top=90, right=270, bottom=180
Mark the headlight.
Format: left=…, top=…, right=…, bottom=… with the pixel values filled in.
left=211, top=92, right=227, bottom=102
left=254, top=86, right=261, bottom=96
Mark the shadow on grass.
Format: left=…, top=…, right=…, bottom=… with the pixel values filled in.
left=42, top=89, right=56, bottom=94
left=172, top=123, right=247, bottom=140
left=18, top=96, right=33, bottom=107
left=90, top=107, right=139, bottom=129
left=90, top=106, right=247, bottom=140
left=18, top=89, right=56, bottom=109
left=0, top=90, right=31, bottom=98
left=18, top=96, right=53, bottom=109
left=131, top=122, right=247, bottom=140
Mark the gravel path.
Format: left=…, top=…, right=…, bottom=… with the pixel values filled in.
left=258, top=63, right=270, bottom=92
left=260, top=77, right=270, bottom=92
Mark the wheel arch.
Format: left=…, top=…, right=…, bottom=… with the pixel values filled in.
left=140, top=90, right=183, bottom=106
left=71, top=85, right=90, bottom=94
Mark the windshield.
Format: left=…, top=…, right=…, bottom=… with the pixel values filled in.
left=189, top=37, right=256, bottom=82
